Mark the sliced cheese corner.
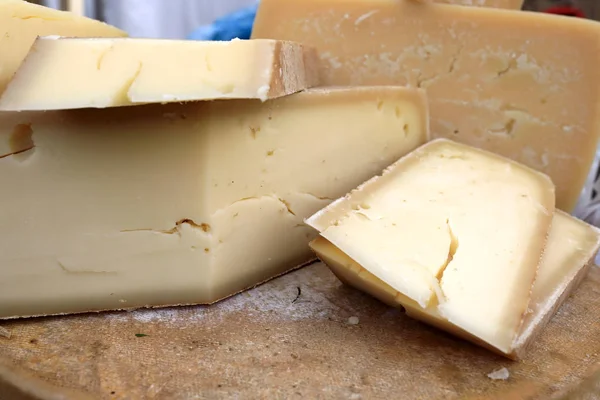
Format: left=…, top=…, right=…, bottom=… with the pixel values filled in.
left=0, top=0, right=126, bottom=95
left=0, top=86, right=428, bottom=319
left=305, top=138, right=556, bottom=354
left=252, top=0, right=600, bottom=211
left=0, top=37, right=319, bottom=111
left=510, top=211, right=600, bottom=358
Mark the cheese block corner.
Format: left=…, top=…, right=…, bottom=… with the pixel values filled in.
left=306, top=139, right=556, bottom=354
left=0, top=0, right=126, bottom=95
left=0, top=37, right=320, bottom=111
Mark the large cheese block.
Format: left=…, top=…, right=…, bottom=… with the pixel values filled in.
left=0, top=86, right=428, bottom=319
left=0, top=37, right=319, bottom=111
left=305, top=139, right=556, bottom=355
left=252, top=0, right=600, bottom=212
left=0, top=0, right=126, bottom=95
left=309, top=210, right=600, bottom=359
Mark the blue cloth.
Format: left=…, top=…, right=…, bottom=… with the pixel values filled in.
left=187, top=3, right=258, bottom=41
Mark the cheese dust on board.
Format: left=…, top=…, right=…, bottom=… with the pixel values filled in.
left=252, top=0, right=600, bottom=211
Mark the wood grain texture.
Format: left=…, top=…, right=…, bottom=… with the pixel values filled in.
left=0, top=263, right=599, bottom=400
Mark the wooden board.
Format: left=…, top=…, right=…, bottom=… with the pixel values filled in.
left=1, top=262, right=600, bottom=400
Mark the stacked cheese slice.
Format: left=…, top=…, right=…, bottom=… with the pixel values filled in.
left=306, top=139, right=600, bottom=358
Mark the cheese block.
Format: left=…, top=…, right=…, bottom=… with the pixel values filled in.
left=305, top=139, right=556, bottom=354
left=252, top=0, right=600, bottom=212
left=310, top=210, right=600, bottom=359
left=0, top=38, right=319, bottom=111
left=0, top=0, right=126, bottom=95
left=0, top=86, right=428, bottom=319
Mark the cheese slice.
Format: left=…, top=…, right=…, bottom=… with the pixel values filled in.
left=305, top=139, right=556, bottom=354
left=252, top=0, right=600, bottom=212
left=0, top=0, right=126, bottom=95
left=309, top=211, right=600, bottom=359
left=0, top=37, right=319, bottom=111
left=0, top=86, right=428, bottom=319
left=511, top=212, right=600, bottom=358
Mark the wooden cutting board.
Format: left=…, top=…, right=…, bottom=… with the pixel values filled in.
left=1, top=262, right=599, bottom=400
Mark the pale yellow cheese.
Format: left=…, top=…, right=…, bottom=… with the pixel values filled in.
left=305, top=139, right=555, bottom=354
left=0, top=37, right=319, bottom=111
left=0, top=0, right=126, bottom=95
left=252, top=0, right=600, bottom=212
left=0, top=86, right=428, bottom=319
left=511, top=212, right=600, bottom=357
left=310, top=210, right=600, bottom=359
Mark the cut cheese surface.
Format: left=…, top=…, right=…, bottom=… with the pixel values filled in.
left=0, top=37, right=319, bottom=110
left=310, top=210, right=600, bottom=358
left=0, top=86, right=428, bottom=319
left=252, top=0, right=600, bottom=211
left=0, top=0, right=126, bottom=95
left=305, top=139, right=555, bottom=353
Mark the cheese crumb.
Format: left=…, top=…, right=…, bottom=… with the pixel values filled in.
left=347, top=316, right=360, bottom=325
left=487, top=367, right=510, bottom=380
left=257, top=85, right=270, bottom=101
left=0, top=326, right=11, bottom=339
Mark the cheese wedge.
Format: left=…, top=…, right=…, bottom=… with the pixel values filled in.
left=0, top=0, right=126, bottom=95
left=0, top=37, right=319, bottom=111
left=305, top=139, right=556, bottom=354
left=0, top=86, right=428, bottom=319
left=252, top=0, right=600, bottom=212
left=310, top=211, right=600, bottom=359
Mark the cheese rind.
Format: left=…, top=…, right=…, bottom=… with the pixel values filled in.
left=310, top=210, right=600, bottom=358
left=0, top=86, right=428, bottom=319
left=305, top=139, right=556, bottom=353
left=252, top=0, right=600, bottom=211
left=0, top=0, right=126, bottom=95
left=0, top=38, right=319, bottom=111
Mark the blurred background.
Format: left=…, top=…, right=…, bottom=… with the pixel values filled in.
left=25, top=0, right=600, bottom=40
left=26, top=0, right=258, bottom=39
